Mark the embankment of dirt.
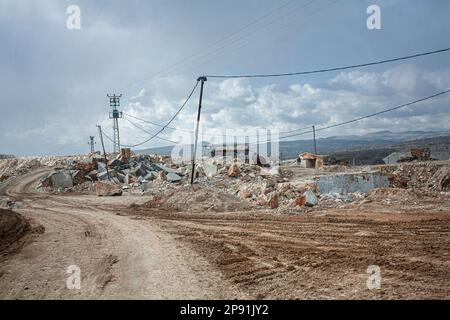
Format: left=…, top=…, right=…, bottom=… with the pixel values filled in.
left=142, top=185, right=253, bottom=213
left=0, top=209, right=30, bottom=255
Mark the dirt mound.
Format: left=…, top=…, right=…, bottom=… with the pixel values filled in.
left=0, top=154, right=93, bottom=184
left=143, top=185, right=252, bottom=213
left=366, top=188, right=439, bottom=205
left=0, top=209, right=30, bottom=254
left=382, top=162, right=449, bottom=191
left=432, top=166, right=450, bottom=191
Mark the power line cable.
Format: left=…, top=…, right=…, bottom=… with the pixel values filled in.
left=280, top=126, right=317, bottom=136
left=151, top=0, right=338, bottom=86
left=101, top=129, right=176, bottom=148
left=123, top=112, right=193, bottom=134
left=114, top=89, right=450, bottom=148
left=162, top=0, right=317, bottom=81
left=189, top=0, right=338, bottom=77
left=124, top=111, right=312, bottom=138
left=122, top=115, right=178, bottom=144
left=121, top=46, right=450, bottom=145
left=259, top=89, right=450, bottom=144
left=118, top=81, right=200, bottom=148
left=205, top=47, right=450, bottom=79
left=119, top=0, right=298, bottom=92
left=118, top=0, right=338, bottom=109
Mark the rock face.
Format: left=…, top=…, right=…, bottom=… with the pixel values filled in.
left=95, top=182, right=122, bottom=197
left=315, top=172, right=389, bottom=195
left=228, top=163, right=240, bottom=177
left=50, top=171, right=73, bottom=189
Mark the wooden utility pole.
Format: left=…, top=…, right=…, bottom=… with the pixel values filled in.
left=312, top=125, right=317, bottom=154
left=190, top=76, right=207, bottom=184
left=96, top=125, right=111, bottom=181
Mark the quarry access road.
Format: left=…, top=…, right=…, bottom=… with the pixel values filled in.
left=1, top=167, right=449, bottom=299
left=0, top=169, right=237, bottom=299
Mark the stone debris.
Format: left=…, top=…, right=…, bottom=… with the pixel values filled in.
left=315, top=171, right=389, bottom=195
left=303, top=190, right=318, bottom=207
left=27, top=152, right=186, bottom=196
left=295, top=195, right=306, bottom=207
left=167, top=172, right=182, bottom=183
left=268, top=193, right=279, bottom=209
left=143, top=184, right=251, bottom=213
left=202, top=163, right=218, bottom=178
left=95, top=181, right=123, bottom=197
left=2, top=151, right=448, bottom=211
left=228, top=163, right=240, bottom=177
left=49, top=171, right=74, bottom=190
left=381, top=162, right=450, bottom=191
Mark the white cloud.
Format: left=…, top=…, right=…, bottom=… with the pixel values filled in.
left=117, top=64, right=450, bottom=148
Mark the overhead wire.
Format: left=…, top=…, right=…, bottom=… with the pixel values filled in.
left=119, top=0, right=299, bottom=93
left=117, top=0, right=328, bottom=110
left=116, top=80, right=200, bottom=148
left=205, top=47, right=450, bottom=78
left=124, top=111, right=313, bottom=139
left=121, top=46, right=450, bottom=143
left=122, top=115, right=178, bottom=144
left=257, top=89, right=450, bottom=144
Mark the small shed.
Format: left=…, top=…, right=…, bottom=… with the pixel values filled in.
left=298, top=152, right=328, bottom=168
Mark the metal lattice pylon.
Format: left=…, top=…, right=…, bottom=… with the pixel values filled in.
left=107, top=94, right=122, bottom=154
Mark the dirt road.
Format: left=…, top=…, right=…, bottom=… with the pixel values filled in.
left=1, top=169, right=449, bottom=299
left=138, top=208, right=450, bottom=299
left=0, top=169, right=238, bottom=299
left=128, top=189, right=450, bottom=300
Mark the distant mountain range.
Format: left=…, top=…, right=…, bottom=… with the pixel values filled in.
left=324, top=130, right=450, bottom=142
left=136, top=130, right=450, bottom=162
left=328, top=135, right=450, bottom=165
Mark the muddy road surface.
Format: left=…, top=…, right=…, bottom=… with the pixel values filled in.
left=0, top=169, right=449, bottom=299
left=0, top=169, right=237, bottom=299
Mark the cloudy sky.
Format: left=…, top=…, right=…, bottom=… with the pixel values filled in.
left=1, top=0, right=449, bottom=156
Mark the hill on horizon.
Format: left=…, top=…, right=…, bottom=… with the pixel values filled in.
left=136, top=130, right=450, bottom=161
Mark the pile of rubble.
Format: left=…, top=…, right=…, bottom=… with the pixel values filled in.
left=37, top=152, right=184, bottom=196
left=143, top=184, right=252, bottom=213
left=0, top=155, right=92, bottom=183
left=30, top=152, right=404, bottom=212
left=32, top=150, right=321, bottom=211
left=6, top=150, right=448, bottom=213
left=381, top=162, right=450, bottom=191
left=140, top=158, right=320, bottom=212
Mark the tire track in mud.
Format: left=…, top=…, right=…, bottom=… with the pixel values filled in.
left=133, top=207, right=450, bottom=299
left=0, top=169, right=238, bottom=299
